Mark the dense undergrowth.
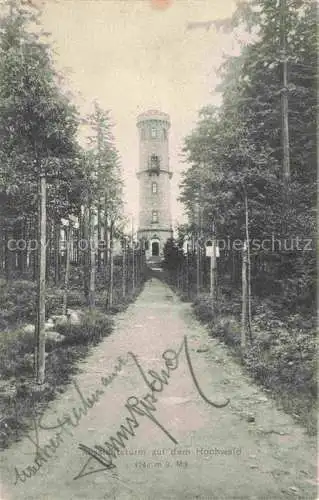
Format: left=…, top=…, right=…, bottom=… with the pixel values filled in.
left=160, top=270, right=317, bottom=436
left=0, top=273, right=146, bottom=450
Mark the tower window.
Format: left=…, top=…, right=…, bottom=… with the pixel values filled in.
left=152, top=182, right=157, bottom=194
left=163, top=128, right=167, bottom=140
left=151, top=126, right=157, bottom=139
left=152, top=210, right=158, bottom=223
left=149, top=154, right=160, bottom=170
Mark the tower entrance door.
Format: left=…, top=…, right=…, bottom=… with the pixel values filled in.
left=151, top=241, right=159, bottom=256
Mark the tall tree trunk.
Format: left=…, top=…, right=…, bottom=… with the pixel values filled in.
left=62, top=223, right=71, bottom=316
left=5, top=226, right=14, bottom=284
left=0, top=221, right=3, bottom=275
left=21, top=217, right=28, bottom=274
left=82, top=204, right=90, bottom=303
left=35, top=173, right=46, bottom=385
left=31, top=216, right=38, bottom=282
left=196, top=237, right=200, bottom=295
left=88, top=206, right=95, bottom=309
left=53, top=220, right=61, bottom=285
left=136, top=247, right=140, bottom=286
left=25, top=217, right=30, bottom=271
left=241, top=241, right=247, bottom=354
left=17, top=218, right=25, bottom=274
left=77, top=209, right=83, bottom=268
left=122, top=238, right=126, bottom=298
left=280, top=0, right=290, bottom=189
left=131, top=219, right=135, bottom=292
left=244, top=191, right=253, bottom=341
left=12, top=221, right=18, bottom=275
left=132, top=246, right=136, bottom=292
left=4, top=223, right=11, bottom=283
left=186, top=247, right=190, bottom=298
left=45, top=218, right=52, bottom=282
left=108, top=223, right=114, bottom=309
left=97, top=201, right=102, bottom=272
left=104, top=197, right=108, bottom=276
left=209, top=236, right=217, bottom=312
left=4, top=227, right=9, bottom=282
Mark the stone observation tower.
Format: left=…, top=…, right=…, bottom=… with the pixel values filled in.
left=136, top=110, right=173, bottom=260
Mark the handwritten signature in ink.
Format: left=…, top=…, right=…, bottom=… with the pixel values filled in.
left=74, top=335, right=230, bottom=480
left=13, top=355, right=127, bottom=485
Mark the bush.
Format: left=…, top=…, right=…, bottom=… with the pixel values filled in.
left=191, top=291, right=317, bottom=435
left=0, top=280, right=65, bottom=330
left=56, top=310, right=113, bottom=346
left=210, top=316, right=240, bottom=347
left=244, top=328, right=317, bottom=394
left=244, top=327, right=317, bottom=434
left=0, top=328, right=35, bottom=378
left=45, top=344, right=88, bottom=386
left=193, top=294, right=215, bottom=323
left=0, top=280, right=37, bottom=328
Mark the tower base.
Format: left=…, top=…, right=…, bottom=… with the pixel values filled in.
left=138, top=228, right=173, bottom=261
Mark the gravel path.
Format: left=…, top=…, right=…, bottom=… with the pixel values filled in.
left=0, top=278, right=317, bottom=500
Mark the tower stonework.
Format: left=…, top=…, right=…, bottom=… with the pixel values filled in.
left=136, top=110, right=173, bottom=260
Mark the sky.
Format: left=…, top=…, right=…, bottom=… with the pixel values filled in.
left=36, top=0, right=243, bottom=230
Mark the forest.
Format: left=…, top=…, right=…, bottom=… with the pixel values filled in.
left=163, top=0, right=317, bottom=434
left=0, top=0, right=316, bottom=453
left=0, top=1, right=147, bottom=449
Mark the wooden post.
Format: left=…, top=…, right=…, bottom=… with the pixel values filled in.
left=208, top=234, right=217, bottom=310
left=35, top=173, right=46, bottom=385
left=62, top=222, right=71, bottom=316
left=241, top=240, right=247, bottom=353
left=196, top=237, right=200, bottom=295
left=122, top=237, right=126, bottom=298
left=209, top=240, right=216, bottom=295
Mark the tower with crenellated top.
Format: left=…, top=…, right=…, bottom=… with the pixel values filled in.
left=136, top=110, right=173, bottom=260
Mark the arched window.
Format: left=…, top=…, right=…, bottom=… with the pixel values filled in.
left=152, top=182, right=157, bottom=194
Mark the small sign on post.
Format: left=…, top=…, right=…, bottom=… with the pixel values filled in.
left=205, top=238, right=219, bottom=303
left=205, top=240, right=220, bottom=258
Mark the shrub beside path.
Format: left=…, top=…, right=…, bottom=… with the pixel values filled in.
left=0, top=278, right=317, bottom=500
